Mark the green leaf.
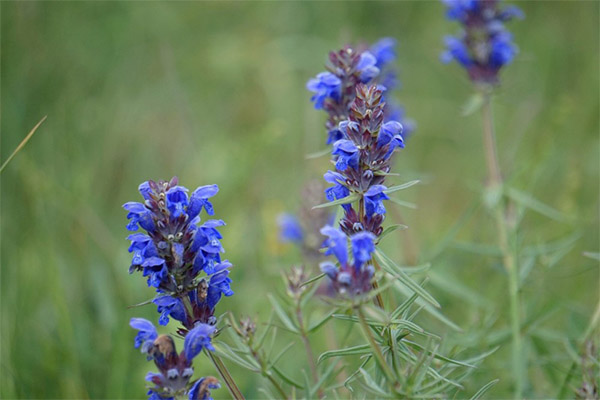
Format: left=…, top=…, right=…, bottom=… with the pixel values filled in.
left=307, top=309, right=336, bottom=333
left=213, top=341, right=260, bottom=371
left=317, top=344, right=371, bottom=364
left=375, top=250, right=440, bottom=308
left=384, top=180, right=420, bottom=194
left=312, top=193, right=359, bottom=209
left=470, top=379, right=500, bottom=400
left=270, top=341, right=296, bottom=366
left=388, top=197, right=418, bottom=209
left=377, top=224, right=409, bottom=243
left=271, top=365, right=303, bottom=389
left=300, top=273, right=326, bottom=288
left=305, top=148, right=331, bottom=159
left=402, top=340, right=476, bottom=368
left=267, top=294, right=299, bottom=333
left=583, top=251, right=600, bottom=261
left=506, top=187, right=571, bottom=223
left=462, top=92, right=484, bottom=116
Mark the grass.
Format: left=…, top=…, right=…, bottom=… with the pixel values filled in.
left=1, top=2, right=598, bottom=399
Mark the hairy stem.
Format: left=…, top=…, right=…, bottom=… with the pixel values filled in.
left=295, top=304, right=322, bottom=398
left=357, top=307, right=396, bottom=385
left=482, top=92, right=524, bottom=399
left=206, top=351, right=245, bottom=400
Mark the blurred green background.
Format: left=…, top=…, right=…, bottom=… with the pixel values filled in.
left=1, top=2, right=598, bottom=399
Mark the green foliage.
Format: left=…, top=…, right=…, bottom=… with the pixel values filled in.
left=1, top=2, right=598, bottom=399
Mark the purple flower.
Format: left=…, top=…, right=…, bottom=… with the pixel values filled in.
left=364, top=185, right=390, bottom=217
left=332, top=139, right=359, bottom=171
left=371, top=38, right=397, bottom=69
left=130, top=318, right=158, bottom=354
left=351, top=231, right=376, bottom=268
left=356, top=51, right=380, bottom=83
left=184, top=323, right=216, bottom=361
left=440, top=0, right=523, bottom=84
left=154, top=296, right=187, bottom=326
left=189, top=377, right=220, bottom=400
left=278, top=214, right=304, bottom=243
left=320, top=225, right=348, bottom=266
left=307, top=72, right=342, bottom=109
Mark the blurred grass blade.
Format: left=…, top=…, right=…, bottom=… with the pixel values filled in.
left=307, top=309, right=336, bottom=333
left=506, top=187, right=570, bottom=222
left=1, top=115, right=47, bottom=174
left=583, top=251, right=600, bottom=261
left=313, top=194, right=359, bottom=209
left=470, top=379, right=500, bottom=400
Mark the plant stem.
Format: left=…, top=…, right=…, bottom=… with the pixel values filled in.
left=359, top=195, right=385, bottom=309
left=207, top=351, right=246, bottom=400
left=295, top=304, right=323, bottom=398
left=357, top=306, right=396, bottom=385
left=481, top=92, right=524, bottom=399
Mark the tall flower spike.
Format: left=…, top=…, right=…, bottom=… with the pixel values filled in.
left=125, top=178, right=234, bottom=398
left=440, top=0, right=524, bottom=84
left=319, top=227, right=376, bottom=296
left=323, top=84, right=404, bottom=238
left=124, top=178, right=233, bottom=331
left=307, top=39, right=415, bottom=145
left=130, top=318, right=221, bottom=400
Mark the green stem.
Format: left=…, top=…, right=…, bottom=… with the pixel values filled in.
left=482, top=92, right=524, bottom=399
left=295, top=303, right=322, bottom=398
left=357, top=307, right=396, bottom=385
left=206, top=351, right=245, bottom=400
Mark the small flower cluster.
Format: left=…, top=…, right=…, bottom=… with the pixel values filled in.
left=278, top=180, right=335, bottom=260
left=319, top=226, right=376, bottom=296
left=441, top=0, right=524, bottom=84
left=324, top=84, right=404, bottom=238
left=124, top=177, right=233, bottom=398
left=307, top=38, right=414, bottom=145
left=130, top=318, right=219, bottom=400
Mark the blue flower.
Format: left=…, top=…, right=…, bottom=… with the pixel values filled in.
left=154, top=296, right=187, bottom=326
left=130, top=318, right=158, bottom=354
left=324, top=170, right=350, bottom=209
left=278, top=214, right=304, bottom=243
left=320, top=225, right=348, bottom=266
left=307, top=72, right=342, bottom=109
left=123, top=202, right=155, bottom=233
left=378, top=121, right=404, bottom=150
left=356, top=51, right=380, bottom=83
left=332, top=139, right=359, bottom=171
left=166, top=186, right=189, bottom=218
left=184, top=323, right=216, bottom=361
left=207, top=261, right=234, bottom=309
left=351, top=231, right=376, bottom=268
left=441, top=36, right=472, bottom=67
left=441, top=0, right=523, bottom=84
left=490, top=32, right=518, bottom=67
left=188, top=185, right=219, bottom=219
left=364, top=185, right=389, bottom=216
left=370, top=38, right=397, bottom=69
left=189, top=377, right=220, bottom=400
left=326, top=127, right=345, bottom=145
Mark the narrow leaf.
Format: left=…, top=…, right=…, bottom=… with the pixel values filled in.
left=506, top=187, right=570, bottom=222
left=312, top=193, right=359, bottom=210
left=375, top=250, right=440, bottom=308
left=267, top=294, right=299, bottom=333
left=470, top=379, right=500, bottom=400
left=1, top=115, right=47, bottom=174
left=317, top=344, right=370, bottom=364
left=305, top=148, right=331, bottom=159
left=384, top=180, right=420, bottom=194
